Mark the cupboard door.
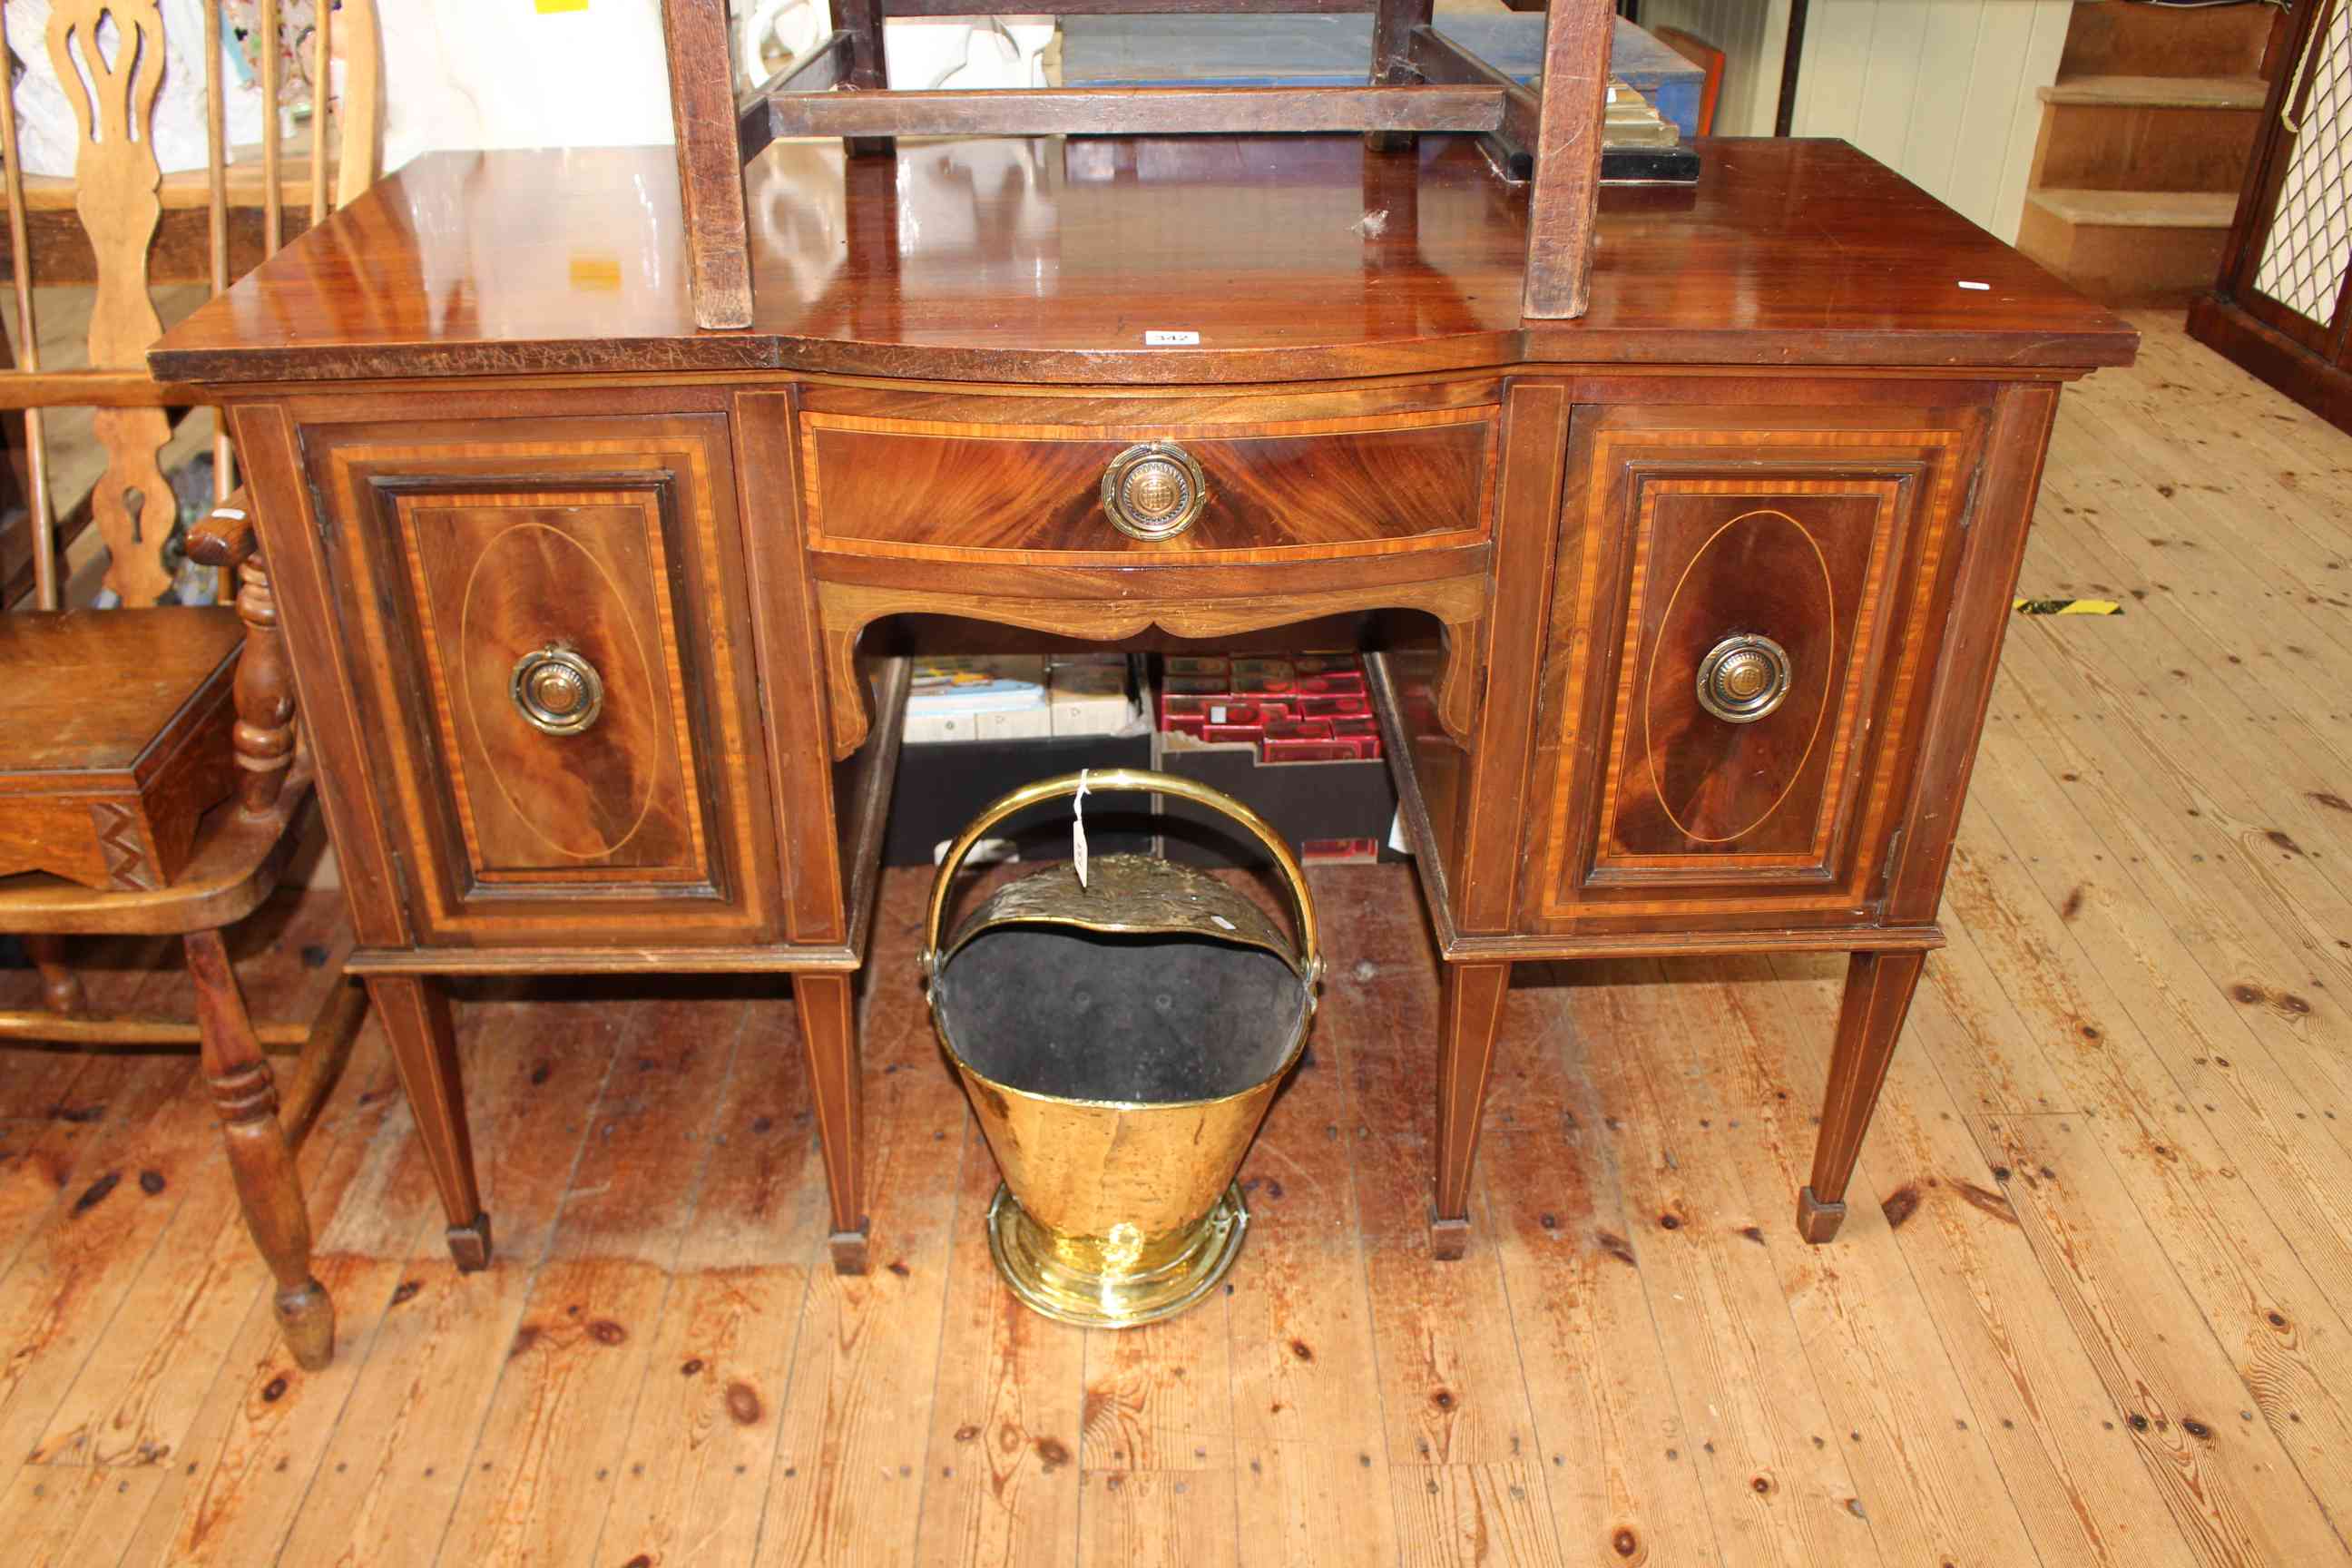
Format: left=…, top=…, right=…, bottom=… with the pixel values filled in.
left=309, top=414, right=780, bottom=947
left=1534, top=403, right=1988, bottom=929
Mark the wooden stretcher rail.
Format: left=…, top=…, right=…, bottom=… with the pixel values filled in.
left=0, top=370, right=200, bottom=410
left=764, top=83, right=1508, bottom=139
left=740, top=32, right=852, bottom=158
left=1406, top=24, right=1538, bottom=178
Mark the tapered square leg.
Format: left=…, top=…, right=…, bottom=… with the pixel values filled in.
left=1796, top=1188, right=1847, bottom=1242
left=1800, top=949, right=1928, bottom=1243
left=1432, top=960, right=1512, bottom=1259
left=187, top=930, right=334, bottom=1371
left=446, top=1213, right=494, bottom=1272
left=793, top=972, right=867, bottom=1274
left=368, top=975, right=492, bottom=1271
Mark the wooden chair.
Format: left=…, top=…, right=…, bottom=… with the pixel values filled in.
left=0, top=0, right=380, bottom=1372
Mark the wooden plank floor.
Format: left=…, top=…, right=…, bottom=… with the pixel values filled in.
left=5, top=313, right=2351, bottom=1565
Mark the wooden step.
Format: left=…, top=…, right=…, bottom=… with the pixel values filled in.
left=2018, top=188, right=2235, bottom=306
left=2026, top=78, right=2263, bottom=194
left=2040, top=74, right=2268, bottom=110
left=2026, top=188, right=2237, bottom=228
left=2057, top=0, right=2275, bottom=80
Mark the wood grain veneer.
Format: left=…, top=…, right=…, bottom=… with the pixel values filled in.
left=304, top=415, right=780, bottom=949
left=799, top=407, right=1497, bottom=563
left=1531, top=408, right=1986, bottom=928
left=147, top=141, right=2138, bottom=388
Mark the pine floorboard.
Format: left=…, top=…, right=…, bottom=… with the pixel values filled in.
left=3, top=314, right=2350, bottom=1564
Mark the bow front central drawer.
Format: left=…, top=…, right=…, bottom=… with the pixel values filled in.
left=798, top=404, right=1499, bottom=563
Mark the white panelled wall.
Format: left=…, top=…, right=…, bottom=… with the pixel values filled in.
left=1632, top=0, right=2078, bottom=242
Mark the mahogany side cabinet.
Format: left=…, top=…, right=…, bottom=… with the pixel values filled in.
left=152, top=136, right=2136, bottom=1298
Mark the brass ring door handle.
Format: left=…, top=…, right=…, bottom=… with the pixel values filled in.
left=1695, top=633, right=1792, bottom=724
left=1102, top=442, right=1210, bottom=540
left=511, top=643, right=605, bottom=736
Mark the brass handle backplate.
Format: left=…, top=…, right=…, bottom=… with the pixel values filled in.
left=1102, top=442, right=1210, bottom=541
left=511, top=643, right=605, bottom=736
left=1695, top=633, right=1792, bottom=724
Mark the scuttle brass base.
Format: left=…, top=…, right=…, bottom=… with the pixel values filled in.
left=985, top=1181, right=1250, bottom=1329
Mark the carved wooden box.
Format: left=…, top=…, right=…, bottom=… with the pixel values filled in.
left=0, top=608, right=242, bottom=891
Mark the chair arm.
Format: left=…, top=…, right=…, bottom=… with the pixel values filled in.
left=190, top=485, right=298, bottom=815
left=187, top=488, right=259, bottom=570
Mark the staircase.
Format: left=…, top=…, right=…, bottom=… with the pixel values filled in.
left=2016, top=1, right=2281, bottom=305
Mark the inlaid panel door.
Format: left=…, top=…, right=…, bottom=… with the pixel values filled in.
left=302, top=412, right=782, bottom=948
left=1529, top=398, right=1990, bottom=934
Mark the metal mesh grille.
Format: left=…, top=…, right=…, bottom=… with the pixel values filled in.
left=2256, top=0, right=2352, bottom=324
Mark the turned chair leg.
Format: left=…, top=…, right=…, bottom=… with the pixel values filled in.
left=27, top=934, right=83, bottom=1014
left=792, top=972, right=868, bottom=1275
left=1432, top=960, right=1512, bottom=1260
left=1798, top=949, right=1928, bottom=1242
left=186, top=928, right=334, bottom=1371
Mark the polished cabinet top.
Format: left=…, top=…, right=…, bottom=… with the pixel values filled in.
left=153, top=136, right=2136, bottom=387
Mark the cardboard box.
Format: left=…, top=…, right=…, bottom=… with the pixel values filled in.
left=1047, top=660, right=1139, bottom=737
left=904, top=655, right=1050, bottom=743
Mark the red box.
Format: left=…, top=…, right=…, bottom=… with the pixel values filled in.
left=1331, top=715, right=1378, bottom=739
left=1161, top=714, right=1205, bottom=739
left=1296, top=671, right=1366, bottom=696
left=1298, top=694, right=1369, bottom=719
left=1231, top=656, right=1296, bottom=692
left=1161, top=693, right=1211, bottom=719
left=1164, top=673, right=1230, bottom=697
left=1263, top=739, right=1359, bottom=762
left=1264, top=718, right=1335, bottom=741
left=1203, top=699, right=1289, bottom=725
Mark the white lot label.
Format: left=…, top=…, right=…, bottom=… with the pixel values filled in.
left=1144, top=329, right=1200, bottom=346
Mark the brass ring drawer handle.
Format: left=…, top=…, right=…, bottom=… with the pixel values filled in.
left=1102, top=442, right=1209, bottom=541
left=1696, top=634, right=1792, bottom=724
left=511, top=643, right=605, bottom=736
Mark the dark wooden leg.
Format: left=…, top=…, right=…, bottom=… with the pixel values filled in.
left=26, top=934, right=82, bottom=1013
left=1365, top=0, right=1432, bottom=153
left=792, top=971, right=867, bottom=1275
left=186, top=929, right=334, bottom=1371
left=367, top=975, right=491, bottom=1271
left=1432, top=959, right=1512, bottom=1259
left=1798, top=949, right=1928, bottom=1242
left=833, top=0, right=895, bottom=160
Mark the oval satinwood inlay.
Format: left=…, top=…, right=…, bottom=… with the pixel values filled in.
left=456, top=520, right=668, bottom=861
left=1642, top=509, right=1836, bottom=845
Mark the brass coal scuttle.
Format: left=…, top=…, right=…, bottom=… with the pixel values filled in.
left=922, top=769, right=1320, bottom=1328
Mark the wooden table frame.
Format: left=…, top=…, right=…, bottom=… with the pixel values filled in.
left=657, top=0, right=1613, bottom=327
